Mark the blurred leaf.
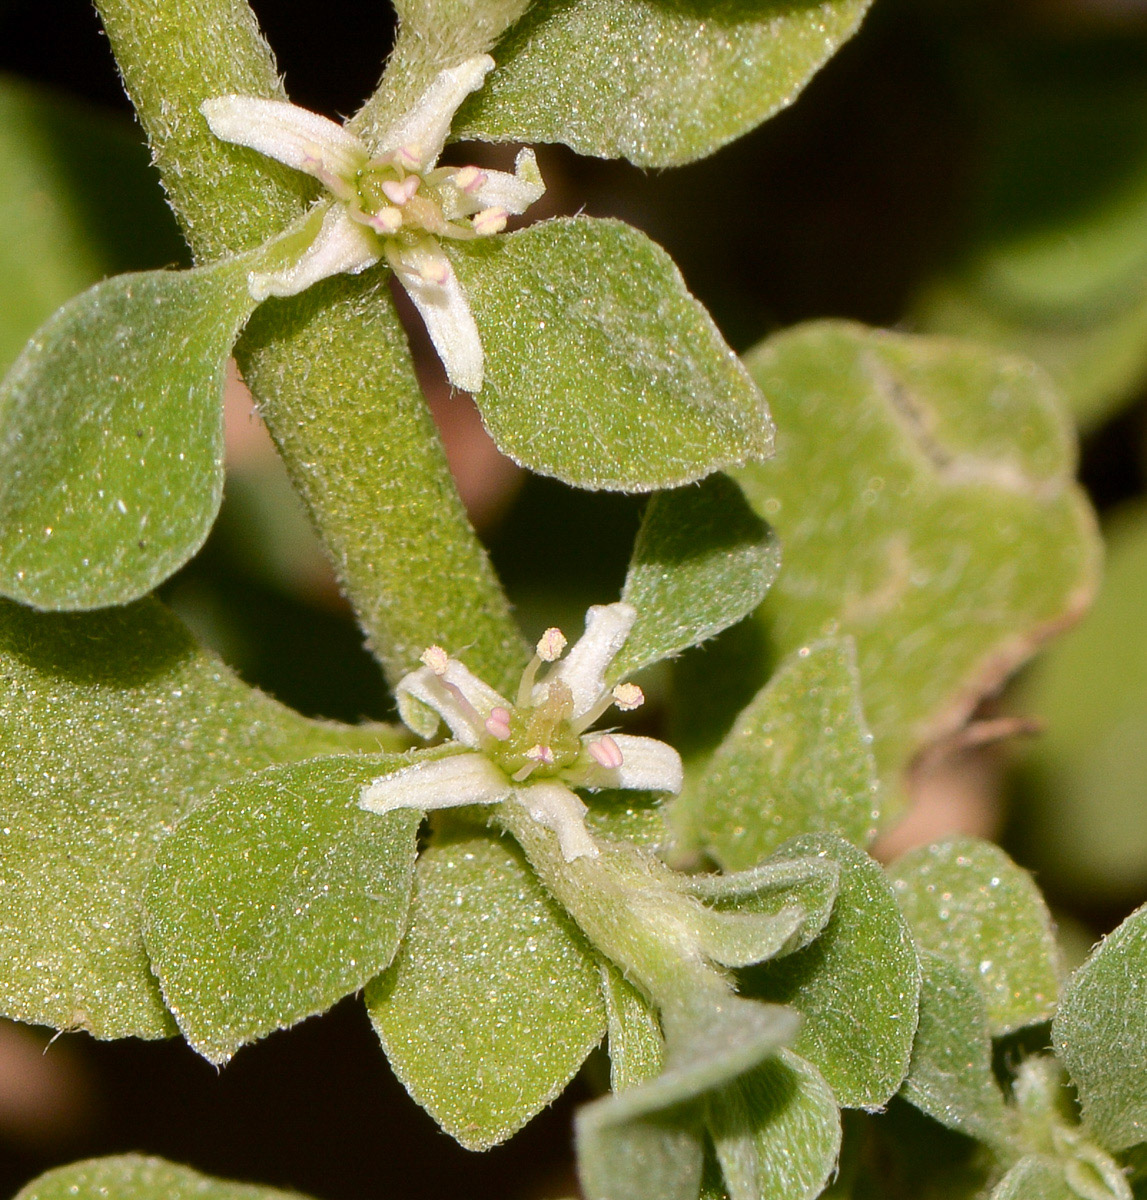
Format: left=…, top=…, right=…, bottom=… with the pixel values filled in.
left=366, top=828, right=605, bottom=1150
left=453, top=218, right=773, bottom=492
left=0, top=598, right=394, bottom=1039
left=991, top=1156, right=1084, bottom=1200
left=901, top=951, right=1013, bottom=1148
left=0, top=76, right=185, bottom=378
left=916, top=42, right=1147, bottom=429
left=739, top=321, right=1099, bottom=796
left=95, top=0, right=310, bottom=262
left=144, top=756, right=420, bottom=1064
left=15, top=1155, right=312, bottom=1200
left=1055, top=902, right=1147, bottom=1153
left=1012, top=503, right=1147, bottom=902
left=614, top=474, right=781, bottom=679
left=457, top=0, right=873, bottom=167
left=889, top=838, right=1058, bottom=1037
left=681, top=638, right=880, bottom=869
left=708, top=1049, right=841, bottom=1200
left=601, top=960, right=664, bottom=1092
left=0, top=258, right=253, bottom=609
left=238, top=272, right=526, bottom=695
left=745, top=833, right=920, bottom=1109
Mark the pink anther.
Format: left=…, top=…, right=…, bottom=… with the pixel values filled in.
left=485, top=706, right=512, bottom=741
left=588, top=735, right=624, bottom=770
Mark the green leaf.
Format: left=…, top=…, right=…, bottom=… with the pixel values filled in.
left=739, top=320, right=1100, bottom=795
left=452, top=218, right=773, bottom=492
left=682, top=638, right=880, bottom=869
left=95, top=0, right=310, bottom=262
left=708, top=1049, right=842, bottom=1200
left=578, top=1106, right=705, bottom=1200
left=456, top=0, right=873, bottom=167
left=237, top=273, right=526, bottom=694
left=0, top=598, right=393, bottom=1040
left=366, top=828, right=606, bottom=1150
left=0, top=77, right=185, bottom=378
left=744, top=834, right=921, bottom=1109
left=613, top=474, right=781, bottom=680
left=1012, top=503, right=1147, bottom=902
left=901, top=951, right=1013, bottom=1148
left=143, top=755, right=420, bottom=1064
left=601, top=959, right=665, bottom=1092
left=15, top=1156, right=313, bottom=1200
left=1055, top=902, right=1147, bottom=1152
left=0, top=258, right=255, bottom=609
left=889, top=838, right=1059, bottom=1037
left=991, top=1156, right=1079, bottom=1200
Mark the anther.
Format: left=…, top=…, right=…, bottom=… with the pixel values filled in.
left=368, top=207, right=403, bottom=234
left=472, top=207, right=508, bottom=236
left=453, top=166, right=488, bottom=194
left=536, top=628, right=567, bottom=662
left=420, top=645, right=449, bottom=675
left=525, top=744, right=555, bottom=766
left=417, top=257, right=451, bottom=285
left=612, top=683, right=644, bottom=711
left=382, top=177, right=420, bottom=206
left=588, top=735, right=624, bottom=770
left=485, top=706, right=512, bottom=741
left=394, top=144, right=422, bottom=170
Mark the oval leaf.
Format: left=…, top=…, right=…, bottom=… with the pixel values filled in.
left=452, top=217, right=773, bottom=492
left=614, top=473, right=781, bottom=679
left=366, top=828, right=606, bottom=1150
left=457, top=0, right=873, bottom=167
left=0, top=598, right=394, bottom=1039
left=144, top=755, right=421, bottom=1064
left=744, top=833, right=921, bottom=1109
left=0, top=258, right=254, bottom=609
left=889, top=838, right=1059, bottom=1037
left=1055, top=902, right=1147, bottom=1152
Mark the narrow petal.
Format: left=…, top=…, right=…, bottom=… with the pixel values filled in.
left=374, top=55, right=494, bottom=170
left=470, top=149, right=546, bottom=215
left=396, top=661, right=509, bottom=747
left=388, top=240, right=484, bottom=392
left=566, top=734, right=684, bottom=794
left=543, top=603, right=637, bottom=716
left=360, top=752, right=511, bottom=814
left=515, top=780, right=599, bottom=861
left=248, top=204, right=380, bottom=300
left=201, top=96, right=367, bottom=183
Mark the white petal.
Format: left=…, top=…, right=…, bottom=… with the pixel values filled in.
left=201, top=96, right=367, bottom=183
left=515, top=780, right=599, bottom=861
left=471, top=149, right=546, bottom=215
left=375, top=55, right=494, bottom=170
left=396, top=661, right=509, bottom=747
left=388, top=240, right=484, bottom=392
left=360, top=752, right=511, bottom=814
left=543, top=602, right=637, bottom=716
left=566, top=734, right=683, bottom=794
left=248, top=205, right=380, bottom=300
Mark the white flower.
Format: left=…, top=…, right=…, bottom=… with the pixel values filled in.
left=359, top=603, right=683, bottom=862
left=201, top=55, right=545, bottom=393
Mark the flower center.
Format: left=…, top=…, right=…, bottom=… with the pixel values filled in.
left=487, top=679, right=584, bottom=782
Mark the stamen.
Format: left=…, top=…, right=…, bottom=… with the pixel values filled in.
left=381, top=176, right=420, bottom=205
left=472, top=207, right=508, bottom=236
left=512, top=762, right=538, bottom=783
left=525, top=744, right=555, bottom=766
left=517, top=655, right=544, bottom=708
left=588, top=734, right=624, bottom=770
left=536, top=628, right=567, bottom=662
left=420, top=645, right=449, bottom=675
left=453, top=165, right=488, bottom=194
left=416, top=256, right=451, bottom=285
left=612, top=683, right=644, bottom=712
left=394, top=143, right=422, bottom=170
left=485, top=706, right=512, bottom=741
left=363, top=207, right=403, bottom=234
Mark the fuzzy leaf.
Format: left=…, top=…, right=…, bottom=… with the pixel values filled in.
left=601, top=960, right=665, bottom=1092
left=683, top=638, right=880, bottom=869
left=15, top=1156, right=312, bottom=1200
left=0, top=77, right=185, bottom=377
left=144, top=756, right=420, bottom=1064
left=613, top=474, right=781, bottom=679
left=739, top=320, right=1099, bottom=795
left=708, top=1049, right=842, bottom=1200
left=0, top=599, right=393, bottom=1040
left=452, top=218, right=773, bottom=492
left=902, top=951, right=1013, bottom=1147
left=366, top=828, right=606, bottom=1150
left=1012, top=503, right=1147, bottom=902
left=745, top=834, right=921, bottom=1109
left=991, top=1156, right=1086, bottom=1200
left=457, top=0, right=873, bottom=167
left=889, top=838, right=1059, bottom=1037
left=1055, top=902, right=1147, bottom=1152
left=0, top=258, right=257, bottom=609
left=578, top=1110, right=705, bottom=1200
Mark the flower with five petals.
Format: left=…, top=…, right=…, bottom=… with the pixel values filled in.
left=359, top=603, right=682, bottom=861
left=201, top=55, right=544, bottom=392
